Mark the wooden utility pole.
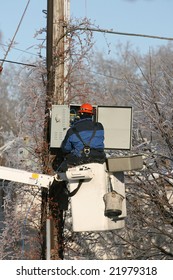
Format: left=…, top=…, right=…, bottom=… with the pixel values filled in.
left=47, top=0, right=70, bottom=105
left=45, top=0, right=70, bottom=260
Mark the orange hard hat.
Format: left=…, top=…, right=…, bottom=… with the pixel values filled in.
left=78, top=103, right=94, bottom=114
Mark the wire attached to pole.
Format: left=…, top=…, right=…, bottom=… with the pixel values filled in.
left=0, top=59, right=36, bottom=68
left=0, top=0, right=31, bottom=71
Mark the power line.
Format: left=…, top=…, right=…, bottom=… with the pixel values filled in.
left=0, top=42, right=40, bottom=57
left=0, top=0, right=31, bottom=68
left=0, top=59, right=36, bottom=68
left=71, top=26, right=173, bottom=42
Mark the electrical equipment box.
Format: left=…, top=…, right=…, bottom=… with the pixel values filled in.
left=50, top=105, right=70, bottom=148
left=97, top=106, right=132, bottom=150
left=50, top=104, right=132, bottom=150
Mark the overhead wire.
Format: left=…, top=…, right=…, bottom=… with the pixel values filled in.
left=72, top=26, right=173, bottom=42
left=0, top=0, right=31, bottom=69
left=1, top=2, right=173, bottom=71
left=0, top=59, right=36, bottom=68
left=0, top=42, right=40, bottom=57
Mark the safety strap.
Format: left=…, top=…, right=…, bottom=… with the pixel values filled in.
left=72, top=124, right=97, bottom=154
left=67, top=125, right=97, bottom=197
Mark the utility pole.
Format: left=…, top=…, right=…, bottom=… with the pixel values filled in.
left=47, top=0, right=70, bottom=105
left=44, top=0, right=70, bottom=260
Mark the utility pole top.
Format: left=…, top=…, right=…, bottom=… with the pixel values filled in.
left=47, top=0, right=70, bottom=105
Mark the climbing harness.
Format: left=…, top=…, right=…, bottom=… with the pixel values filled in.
left=72, top=125, right=97, bottom=157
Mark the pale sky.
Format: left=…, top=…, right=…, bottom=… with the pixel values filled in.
left=0, top=0, right=173, bottom=65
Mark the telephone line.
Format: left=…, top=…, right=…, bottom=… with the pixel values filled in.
left=0, top=42, right=40, bottom=57
left=71, top=26, right=173, bottom=41
left=0, top=0, right=31, bottom=68
left=0, top=59, right=36, bottom=67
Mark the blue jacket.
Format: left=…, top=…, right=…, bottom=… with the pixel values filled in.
left=61, top=118, right=105, bottom=157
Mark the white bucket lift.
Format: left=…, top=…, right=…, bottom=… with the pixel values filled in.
left=0, top=154, right=142, bottom=232
left=64, top=154, right=143, bottom=232
left=66, top=163, right=126, bottom=232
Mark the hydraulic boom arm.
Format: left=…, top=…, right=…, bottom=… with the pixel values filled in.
left=0, top=166, right=54, bottom=189
left=0, top=165, right=94, bottom=189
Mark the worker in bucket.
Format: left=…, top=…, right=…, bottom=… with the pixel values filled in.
left=57, top=103, right=106, bottom=172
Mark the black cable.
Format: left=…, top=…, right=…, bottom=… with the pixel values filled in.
left=0, top=59, right=36, bottom=67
